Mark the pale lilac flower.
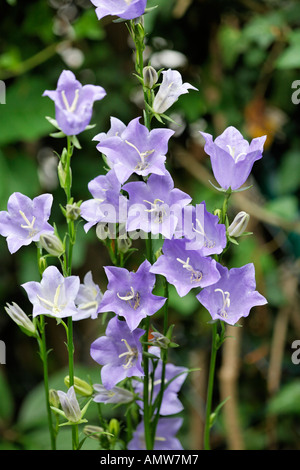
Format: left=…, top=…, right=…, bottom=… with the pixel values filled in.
left=74, top=271, right=103, bottom=320
left=196, top=263, right=267, bottom=325
left=90, top=0, right=147, bottom=21
left=96, top=117, right=174, bottom=184
left=93, top=384, right=135, bottom=405
left=153, top=69, right=198, bottom=114
left=128, top=417, right=183, bottom=450
left=200, top=126, right=266, bottom=191
left=90, top=315, right=145, bottom=390
left=57, top=386, right=82, bottom=423
left=179, top=202, right=227, bottom=255
left=98, top=260, right=166, bottom=331
left=0, top=192, right=54, bottom=254
left=80, top=169, right=128, bottom=232
left=123, top=172, right=192, bottom=239
left=22, top=266, right=80, bottom=319
left=43, top=70, right=106, bottom=135
left=150, top=238, right=221, bottom=297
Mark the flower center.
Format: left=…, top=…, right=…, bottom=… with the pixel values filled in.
left=19, top=210, right=37, bottom=238
left=61, top=89, right=80, bottom=113
left=176, top=257, right=203, bottom=283
left=117, top=286, right=141, bottom=310
left=214, top=288, right=230, bottom=319
left=193, top=218, right=215, bottom=249
left=226, top=145, right=247, bottom=163
left=125, top=140, right=154, bottom=171
left=118, top=339, right=138, bottom=369
left=37, top=284, right=66, bottom=315
left=144, top=198, right=166, bottom=223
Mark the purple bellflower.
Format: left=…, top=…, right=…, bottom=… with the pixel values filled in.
left=90, top=0, right=147, bottom=21
left=128, top=417, right=183, bottom=450
left=96, top=117, right=174, bottom=184
left=196, top=263, right=267, bottom=325
left=178, top=202, right=227, bottom=255
left=200, top=126, right=266, bottom=191
left=90, top=315, right=145, bottom=390
left=80, top=169, right=128, bottom=232
left=0, top=192, right=54, bottom=254
left=43, top=70, right=106, bottom=136
left=123, top=172, right=192, bottom=239
left=153, top=69, right=198, bottom=115
left=74, top=271, right=103, bottom=320
left=150, top=238, right=221, bottom=297
left=22, top=265, right=80, bottom=319
left=93, top=116, right=126, bottom=144
left=98, top=260, right=166, bottom=331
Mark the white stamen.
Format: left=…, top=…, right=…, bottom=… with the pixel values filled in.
left=37, top=284, right=65, bottom=315
left=117, top=287, right=140, bottom=310
left=125, top=140, right=154, bottom=170
left=144, top=199, right=166, bottom=223
left=226, top=144, right=246, bottom=162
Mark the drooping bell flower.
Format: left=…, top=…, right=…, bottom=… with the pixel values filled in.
left=43, top=70, right=106, bottom=136
left=200, top=126, right=266, bottom=191
left=196, top=263, right=267, bottom=325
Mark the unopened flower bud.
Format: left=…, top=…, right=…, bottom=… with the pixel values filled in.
left=117, top=236, right=132, bottom=254
left=66, top=202, right=81, bottom=221
left=228, top=211, right=250, bottom=238
left=40, top=233, right=64, bottom=257
left=108, top=418, right=120, bottom=438
left=64, top=375, right=93, bottom=397
left=57, top=386, right=81, bottom=423
left=143, top=66, right=158, bottom=89
left=49, top=389, right=60, bottom=408
left=4, top=302, right=36, bottom=336
left=83, top=425, right=104, bottom=440
left=149, top=331, right=170, bottom=349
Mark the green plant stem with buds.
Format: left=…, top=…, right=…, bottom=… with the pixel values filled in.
left=60, top=135, right=79, bottom=449
left=130, top=17, right=171, bottom=451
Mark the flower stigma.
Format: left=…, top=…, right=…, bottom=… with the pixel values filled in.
left=193, top=218, right=215, bottom=249
left=176, top=257, right=203, bottom=283
left=117, top=286, right=141, bottom=310
left=144, top=199, right=166, bottom=223
left=118, top=339, right=138, bottom=369
left=214, top=288, right=230, bottom=319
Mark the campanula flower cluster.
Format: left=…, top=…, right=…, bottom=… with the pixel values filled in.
left=0, top=0, right=268, bottom=452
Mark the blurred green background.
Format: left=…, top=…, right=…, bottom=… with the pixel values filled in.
left=0, top=0, right=299, bottom=450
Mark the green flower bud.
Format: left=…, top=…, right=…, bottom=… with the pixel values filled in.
left=64, top=375, right=93, bottom=397
left=65, top=201, right=81, bottom=221
left=49, top=389, right=60, bottom=408
left=108, top=418, right=120, bottom=438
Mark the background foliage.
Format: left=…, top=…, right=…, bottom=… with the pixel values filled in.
left=0, top=0, right=299, bottom=450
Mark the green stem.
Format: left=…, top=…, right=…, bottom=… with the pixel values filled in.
left=204, top=321, right=218, bottom=450
left=38, top=316, right=56, bottom=450
left=142, top=316, right=153, bottom=450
